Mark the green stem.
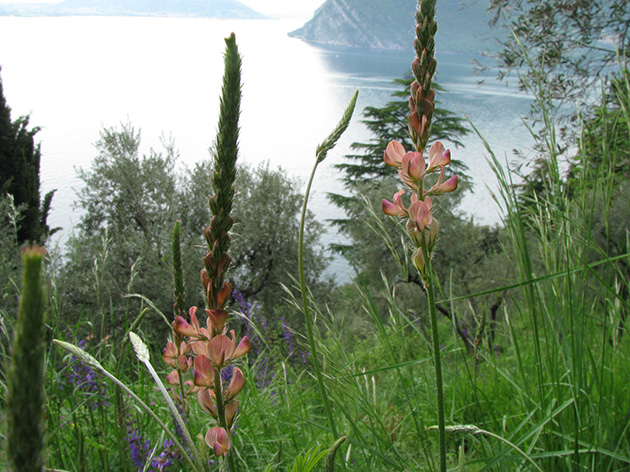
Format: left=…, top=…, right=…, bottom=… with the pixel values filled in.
left=422, top=234, right=446, bottom=472
left=214, top=368, right=237, bottom=472
left=299, top=159, right=339, bottom=439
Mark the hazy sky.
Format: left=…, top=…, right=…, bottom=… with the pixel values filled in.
left=0, top=0, right=327, bottom=18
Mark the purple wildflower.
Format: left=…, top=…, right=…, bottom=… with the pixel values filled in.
left=62, top=339, right=109, bottom=409
left=127, top=430, right=152, bottom=470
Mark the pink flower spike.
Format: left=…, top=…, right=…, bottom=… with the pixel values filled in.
left=384, top=140, right=406, bottom=167
left=205, top=427, right=231, bottom=457
left=430, top=175, right=458, bottom=195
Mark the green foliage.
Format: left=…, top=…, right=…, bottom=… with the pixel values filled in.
left=0, top=69, right=56, bottom=245
left=230, top=162, right=331, bottom=319
left=488, top=0, right=630, bottom=111
left=59, top=123, right=331, bottom=345
left=60, top=123, right=182, bottom=344
left=0, top=195, right=22, bottom=318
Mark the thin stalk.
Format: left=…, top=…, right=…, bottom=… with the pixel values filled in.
left=297, top=90, right=357, bottom=439
left=298, top=158, right=339, bottom=439
left=421, top=233, right=446, bottom=472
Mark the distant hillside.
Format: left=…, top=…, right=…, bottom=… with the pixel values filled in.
left=0, top=0, right=266, bottom=19
left=288, top=0, right=502, bottom=54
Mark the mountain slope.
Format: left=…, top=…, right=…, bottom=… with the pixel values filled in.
left=289, top=0, right=501, bottom=54
left=0, top=0, right=266, bottom=19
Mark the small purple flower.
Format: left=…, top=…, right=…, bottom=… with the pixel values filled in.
left=62, top=340, right=109, bottom=409
left=222, top=364, right=234, bottom=383
left=127, top=430, right=152, bottom=470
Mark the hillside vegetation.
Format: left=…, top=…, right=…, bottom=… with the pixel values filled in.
left=289, top=0, right=501, bottom=54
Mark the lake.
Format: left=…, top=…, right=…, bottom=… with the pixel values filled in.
left=0, top=16, right=533, bottom=281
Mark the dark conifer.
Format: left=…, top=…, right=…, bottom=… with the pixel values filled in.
left=0, top=68, right=56, bottom=244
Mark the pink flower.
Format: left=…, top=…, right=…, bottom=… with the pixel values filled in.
left=166, top=370, right=180, bottom=385
left=428, top=173, right=458, bottom=195
left=427, top=141, right=451, bottom=172
left=225, top=367, right=245, bottom=401
left=408, top=198, right=433, bottom=232
left=197, top=388, right=217, bottom=418
left=382, top=189, right=407, bottom=217
left=402, top=151, right=426, bottom=182
left=172, top=306, right=204, bottom=338
left=225, top=400, right=239, bottom=427
left=192, top=330, right=250, bottom=368
left=205, top=426, right=231, bottom=456
left=384, top=140, right=406, bottom=167
left=162, top=341, right=191, bottom=368
left=205, top=308, right=229, bottom=334
left=193, top=354, right=215, bottom=388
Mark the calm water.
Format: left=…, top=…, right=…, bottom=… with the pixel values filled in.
left=0, top=17, right=533, bottom=280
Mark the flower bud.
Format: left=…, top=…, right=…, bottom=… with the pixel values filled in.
left=225, top=400, right=239, bottom=428
left=205, top=427, right=230, bottom=456
left=166, top=370, right=180, bottom=385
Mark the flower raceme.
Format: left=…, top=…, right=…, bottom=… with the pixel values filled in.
left=163, top=308, right=250, bottom=459
left=381, top=139, right=457, bottom=280
left=383, top=140, right=456, bottom=193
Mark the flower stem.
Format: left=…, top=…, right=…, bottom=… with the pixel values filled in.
left=214, top=369, right=237, bottom=472
left=298, top=90, right=357, bottom=439
left=422, top=234, right=446, bottom=472
left=299, top=159, right=339, bottom=439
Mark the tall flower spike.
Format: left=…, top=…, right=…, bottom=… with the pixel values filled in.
left=205, top=32, right=242, bottom=310
left=409, top=0, right=438, bottom=153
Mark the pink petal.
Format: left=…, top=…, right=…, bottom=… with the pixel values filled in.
left=208, top=335, right=233, bottom=367
left=205, top=427, right=230, bottom=457
left=384, top=140, right=406, bottom=167
left=432, top=175, right=458, bottom=195
left=232, top=336, right=251, bottom=359
left=197, top=389, right=217, bottom=418
left=382, top=199, right=406, bottom=217
left=173, top=316, right=197, bottom=337
left=226, top=367, right=246, bottom=400
left=193, top=354, right=215, bottom=387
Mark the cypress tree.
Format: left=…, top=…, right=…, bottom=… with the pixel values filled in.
left=0, top=68, right=47, bottom=244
